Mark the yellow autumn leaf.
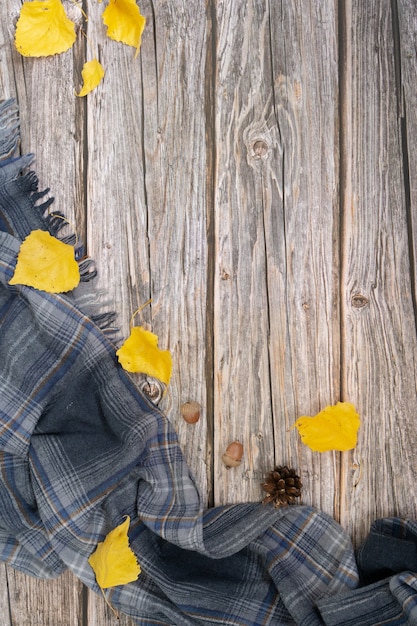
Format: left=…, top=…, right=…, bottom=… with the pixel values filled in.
left=293, top=402, right=360, bottom=452
left=9, top=230, right=80, bottom=293
left=76, top=59, right=105, bottom=97
left=15, top=0, right=76, bottom=57
left=116, top=326, right=172, bottom=385
left=102, top=0, right=146, bottom=57
left=88, top=516, right=141, bottom=589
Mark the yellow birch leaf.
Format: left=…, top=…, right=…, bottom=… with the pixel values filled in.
left=76, top=59, right=105, bottom=97
left=15, top=0, right=76, bottom=57
left=102, top=0, right=146, bottom=57
left=116, top=326, right=172, bottom=385
left=293, top=402, right=360, bottom=452
left=88, top=516, right=141, bottom=589
left=9, top=230, right=80, bottom=293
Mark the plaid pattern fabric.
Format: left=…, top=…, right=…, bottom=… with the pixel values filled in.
left=1, top=98, right=417, bottom=625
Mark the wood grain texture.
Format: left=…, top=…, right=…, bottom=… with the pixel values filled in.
left=340, top=0, right=417, bottom=544
left=137, top=0, right=209, bottom=499
left=398, top=0, right=417, bottom=297
left=85, top=0, right=209, bottom=500
left=84, top=0, right=208, bottom=622
left=7, top=570, right=83, bottom=626
left=268, top=0, right=340, bottom=516
left=212, top=0, right=278, bottom=506
left=0, top=564, right=12, bottom=625
left=212, top=0, right=340, bottom=513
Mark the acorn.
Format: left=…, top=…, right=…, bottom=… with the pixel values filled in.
left=180, top=401, right=201, bottom=424
left=222, top=441, right=244, bottom=467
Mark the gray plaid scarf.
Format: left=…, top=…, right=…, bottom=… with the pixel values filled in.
left=0, top=98, right=416, bottom=625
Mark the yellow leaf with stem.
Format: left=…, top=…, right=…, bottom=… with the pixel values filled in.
left=116, top=326, right=172, bottom=385
left=88, top=516, right=141, bottom=589
left=102, top=0, right=146, bottom=57
left=15, top=0, right=76, bottom=57
left=76, top=59, right=105, bottom=96
left=293, top=402, right=360, bottom=452
left=9, top=230, right=80, bottom=294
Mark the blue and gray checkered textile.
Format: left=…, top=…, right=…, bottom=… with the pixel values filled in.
left=1, top=99, right=417, bottom=625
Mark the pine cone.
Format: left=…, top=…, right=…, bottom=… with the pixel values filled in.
left=261, top=466, right=302, bottom=507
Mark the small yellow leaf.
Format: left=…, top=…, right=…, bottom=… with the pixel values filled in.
left=88, top=517, right=141, bottom=589
left=102, top=0, right=146, bottom=57
left=116, top=326, right=172, bottom=385
left=9, top=230, right=80, bottom=293
left=76, top=59, right=105, bottom=97
left=15, top=0, right=76, bottom=57
left=293, top=402, right=360, bottom=452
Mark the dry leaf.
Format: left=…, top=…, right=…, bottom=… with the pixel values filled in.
left=88, top=516, right=141, bottom=589
left=9, top=230, right=80, bottom=293
left=293, top=402, right=360, bottom=452
left=15, top=0, right=76, bottom=57
left=102, top=0, right=146, bottom=57
left=116, top=326, right=172, bottom=385
left=76, top=59, right=105, bottom=96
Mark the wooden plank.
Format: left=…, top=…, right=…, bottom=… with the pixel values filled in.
left=398, top=0, right=417, bottom=289
left=84, top=0, right=208, bottom=622
left=137, top=0, right=209, bottom=499
left=85, top=0, right=209, bottom=500
left=213, top=0, right=340, bottom=513
left=7, top=570, right=83, bottom=626
left=0, top=1, right=87, bottom=622
left=212, top=0, right=276, bottom=505
left=0, top=3, right=20, bottom=105
left=340, top=0, right=417, bottom=545
left=269, top=0, right=340, bottom=516
left=0, top=565, right=12, bottom=626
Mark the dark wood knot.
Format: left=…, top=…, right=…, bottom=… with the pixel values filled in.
left=139, top=378, right=164, bottom=404
left=251, top=140, right=269, bottom=160
left=351, top=294, right=369, bottom=308
left=221, top=267, right=231, bottom=281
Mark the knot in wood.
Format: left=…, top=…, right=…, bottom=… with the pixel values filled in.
left=139, top=378, right=164, bottom=404
left=251, top=139, right=269, bottom=160
left=351, top=294, right=369, bottom=308
left=221, top=267, right=231, bottom=281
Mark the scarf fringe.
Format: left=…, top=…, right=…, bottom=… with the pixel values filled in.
left=0, top=99, right=118, bottom=339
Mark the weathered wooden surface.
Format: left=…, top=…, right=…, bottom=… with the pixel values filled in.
left=1, top=0, right=417, bottom=623
left=339, top=0, right=417, bottom=543
left=0, top=564, right=12, bottom=625
left=213, top=0, right=340, bottom=512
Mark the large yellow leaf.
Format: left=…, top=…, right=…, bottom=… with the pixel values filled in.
left=102, top=0, right=146, bottom=57
left=15, top=0, right=77, bottom=57
left=116, top=326, right=172, bottom=385
left=88, top=516, right=141, bottom=589
left=76, top=59, right=105, bottom=97
left=9, top=230, right=80, bottom=293
left=293, top=402, right=360, bottom=452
